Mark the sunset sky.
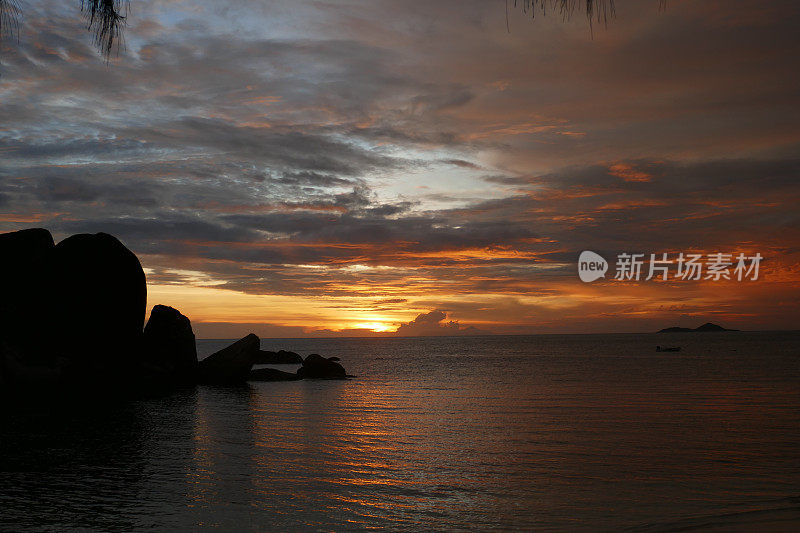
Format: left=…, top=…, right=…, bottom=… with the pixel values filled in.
left=1, top=0, right=799, bottom=337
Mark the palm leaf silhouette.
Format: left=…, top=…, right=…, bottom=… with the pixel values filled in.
left=1, top=1, right=660, bottom=61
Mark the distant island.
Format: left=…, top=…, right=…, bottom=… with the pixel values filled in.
left=658, top=322, right=740, bottom=333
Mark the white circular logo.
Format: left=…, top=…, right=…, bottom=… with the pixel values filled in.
left=578, top=251, right=608, bottom=282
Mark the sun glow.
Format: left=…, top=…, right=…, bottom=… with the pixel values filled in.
left=353, top=322, right=394, bottom=332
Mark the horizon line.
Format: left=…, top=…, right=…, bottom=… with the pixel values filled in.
left=195, top=328, right=800, bottom=341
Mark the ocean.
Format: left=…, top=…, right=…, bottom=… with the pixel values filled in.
left=1, top=332, right=799, bottom=531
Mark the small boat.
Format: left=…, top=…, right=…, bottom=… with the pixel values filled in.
left=656, top=346, right=681, bottom=352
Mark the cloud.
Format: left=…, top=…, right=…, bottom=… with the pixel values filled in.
left=394, top=309, right=490, bottom=336
left=1, top=0, right=799, bottom=333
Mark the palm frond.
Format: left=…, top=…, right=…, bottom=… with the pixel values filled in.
left=81, top=0, right=128, bottom=60
left=2, top=0, right=663, bottom=63
left=0, top=0, right=22, bottom=42
left=514, top=0, right=617, bottom=27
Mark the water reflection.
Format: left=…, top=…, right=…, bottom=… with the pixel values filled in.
left=188, top=386, right=257, bottom=529
left=1, top=333, right=799, bottom=531
left=0, top=391, right=198, bottom=531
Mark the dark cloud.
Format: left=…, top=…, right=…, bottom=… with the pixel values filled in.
left=35, top=177, right=100, bottom=203
left=0, top=137, right=151, bottom=162
left=132, top=117, right=404, bottom=177
left=441, top=159, right=483, bottom=169
left=279, top=171, right=353, bottom=187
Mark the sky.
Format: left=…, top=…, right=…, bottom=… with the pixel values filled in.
left=1, top=0, right=799, bottom=337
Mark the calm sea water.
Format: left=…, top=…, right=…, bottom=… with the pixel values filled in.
left=1, top=332, right=799, bottom=531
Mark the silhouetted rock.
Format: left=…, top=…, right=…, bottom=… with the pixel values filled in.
left=0, top=340, right=64, bottom=388
left=142, top=305, right=198, bottom=385
left=248, top=367, right=300, bottom=381
left=1, top=226, right=354, bottom=394
left=1, top=229, right=148, bottom=389
left=197, top=334, right=259, bottom=385
left=0, top=228, right=55, bottom=357
left=0, top=228, right=54, bottom=280
left=45, top=232, right=146, bottom=382
left=253, top=349, right=303, bottom=365
left=297, top=353, right=347, bottom=379
left=659, top=322, right=739, bottom=333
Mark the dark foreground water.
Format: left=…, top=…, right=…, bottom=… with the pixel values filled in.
left=1, top=332, right=800, bottom=531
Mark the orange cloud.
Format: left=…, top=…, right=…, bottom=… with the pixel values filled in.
left=608, top=163, right=653, bottom=182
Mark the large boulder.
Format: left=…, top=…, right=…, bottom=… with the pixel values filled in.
left=44, top=232, right=146, bottom=379
left=197, top=334, right=259, bottom=385
left=253, top=349, right=303, bottom=365
left=0, top=340, right=64, bottom=388
left=0, top=228, right=54, bottom=283
left=248, top=367, right=300, bottom=382
left=297, top=353, right=347, bottom=380
left=0, top=228, right=55, bottom=357
left=142, top=305, right=198, bottom=385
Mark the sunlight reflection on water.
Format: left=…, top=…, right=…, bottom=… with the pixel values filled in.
left=1, top=332, right=799, bottom=531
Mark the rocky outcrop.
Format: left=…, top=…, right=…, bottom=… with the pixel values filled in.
left=297, top=353, right=347, bottom=380
left=0, top=229, right=148, bottom=388
left=197, top=334, right=259, bottom=385
left=253, top=349, right=303, bottom=365
left=45, top=232, right=147, bottom=380
left=1, top=227, right=353, bottom=394
left=142, top=305, right=198, bottom=385
left=248, top=367, right=300, bottom=381
left=0, top=228, right=55, bottom=359
left=0, top=340, right=64, bottom=388
left=0, top=229, right=155, bottom=391
left=0, top=227, right=53, bottom=260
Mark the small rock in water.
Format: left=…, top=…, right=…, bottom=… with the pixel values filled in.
left=197, top=334, right=259, bottom=385
left=297, top=353, right=347, bottom=379
left=253, top=349, right=303, bottom=365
